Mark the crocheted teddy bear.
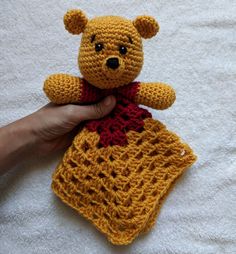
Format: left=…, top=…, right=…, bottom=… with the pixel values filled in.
left=43, top=9, right=196, bottom=245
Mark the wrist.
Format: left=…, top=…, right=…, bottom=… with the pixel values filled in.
left=0, top=116, right=37, bottom=174
left=12, top=119, right=37, bottom=150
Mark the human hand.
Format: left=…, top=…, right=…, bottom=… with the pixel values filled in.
left=30, top=96, right=116, bottom=155
left=0, top=96, right=116, bottom=175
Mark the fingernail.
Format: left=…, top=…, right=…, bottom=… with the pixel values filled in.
left=103, top=96, right=112, bottom=106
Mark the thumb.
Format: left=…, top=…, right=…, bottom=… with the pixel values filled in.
left=77, top=96, right=116, bottom=122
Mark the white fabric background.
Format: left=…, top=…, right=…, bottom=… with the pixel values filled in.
left=0, top=0, right=236, bottom=253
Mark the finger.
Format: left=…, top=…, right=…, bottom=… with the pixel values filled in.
left=71, top=96, right=116, bottom=122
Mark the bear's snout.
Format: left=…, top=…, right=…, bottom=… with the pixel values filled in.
left=106, top=57, right=120, bottom=70
left=102, top=55, right=125, bottom=80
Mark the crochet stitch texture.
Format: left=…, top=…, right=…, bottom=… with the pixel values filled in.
left=44, top=9, right=197, bottom=245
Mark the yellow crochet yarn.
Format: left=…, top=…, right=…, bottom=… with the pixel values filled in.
left=44, top=9, right=197, bottom=245
left=52, top=119, right=196, bottom=245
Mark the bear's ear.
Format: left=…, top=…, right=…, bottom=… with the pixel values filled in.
left=64, top=9, right=88, bottom=35
left=133, top=15, right=159, bottom=39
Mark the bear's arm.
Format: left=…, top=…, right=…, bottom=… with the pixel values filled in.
left=43, top=74, right=84, bottom=104
left=134, top=82, right=176, bottom=110
left=43, top=74, right=102, bottom=104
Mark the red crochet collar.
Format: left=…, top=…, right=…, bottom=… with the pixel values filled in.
left=82, top=80, right=152, bottom=147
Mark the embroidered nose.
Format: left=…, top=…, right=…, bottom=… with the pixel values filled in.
left=106, top=57, right=120, bottom=70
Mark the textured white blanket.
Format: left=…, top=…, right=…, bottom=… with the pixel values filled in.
left=1, top=0, right=236, bottom=253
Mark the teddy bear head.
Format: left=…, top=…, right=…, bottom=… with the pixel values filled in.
left=64, top=9, right=159, bottom=89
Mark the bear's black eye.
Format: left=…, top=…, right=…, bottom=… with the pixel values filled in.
left=119, top=45, right=127, bottom=55
left=95, top=43, right=104, bottom=52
